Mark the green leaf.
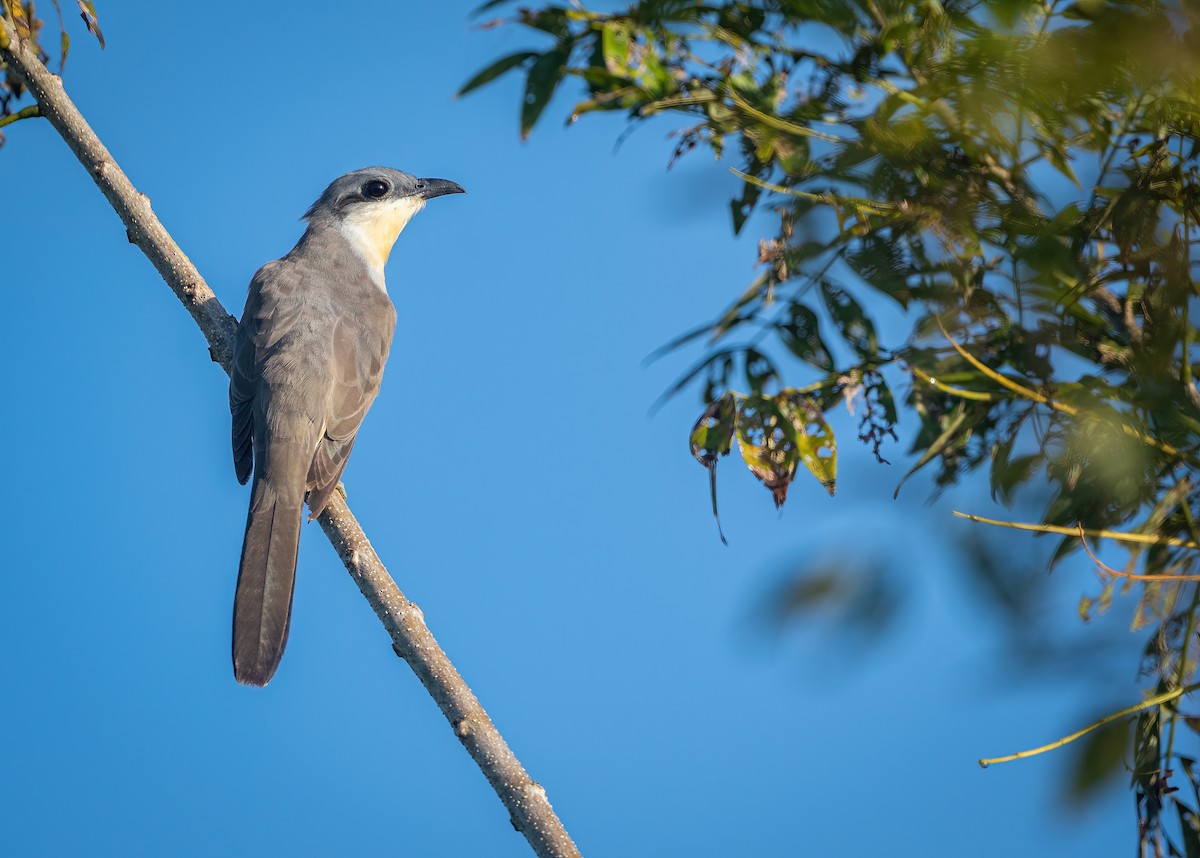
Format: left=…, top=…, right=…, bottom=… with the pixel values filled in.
left=1065, top=717, right=1129, bottom=804
left=730, top=178, right=761, bottom=235
left=690, top=393, right=738, bottom=544
left=520, top=7, right=571, bottom=38
left=778, top=304, right=833, bottom=370
left=521, top=47, right=570, bottom=139
left=779, top=392, right=837, bottom=496
left=1178, top=804, right=1200, bottom=858
left=601, top=20, right=630, bottom=75
left=990, top=431, right=1041, bottom=504
left=894, top=405, right=970, bottom=499
left=735, top=395, right=800, bottom=508
left=1134, top=707, right=1161, bottom=795
left=638, top=47, right=673, bottom=98
left=743, top=348, right=777, bottom=395
left=1061, top=0, right=1106, bottom=20
left=457, top=51, right=537, bottom=98
left=690, top=393, right=737, bottom=466
left=1041, top=141, right=1081, bottom=187
left=846, top=236, right=913, bottom=308
left=819, top=281, right=877, bottom=356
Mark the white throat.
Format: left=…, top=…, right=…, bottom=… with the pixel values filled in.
left=338, top=196, right=426, bottom=290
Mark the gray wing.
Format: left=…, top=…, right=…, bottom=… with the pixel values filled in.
left=229, top=261, right=303, bottom=485
left=229, top=260, right=319, bottom=686
left=305, top=307, right=396, bottom=517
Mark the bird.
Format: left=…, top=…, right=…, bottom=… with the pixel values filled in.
left=229, top=167, right=464, bottom=686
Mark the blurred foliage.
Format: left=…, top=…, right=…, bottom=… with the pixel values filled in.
left=752, top=553, right=902, bottom=650
left=466, top=0, right=1200, bottom=849
left=0, top=1, right=103, bottom=146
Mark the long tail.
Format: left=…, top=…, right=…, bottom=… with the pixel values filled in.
left=233, top=476, right=304, bottom=686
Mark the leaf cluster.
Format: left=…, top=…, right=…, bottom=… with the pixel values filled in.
left=466, top=0, right=1200, bottom=847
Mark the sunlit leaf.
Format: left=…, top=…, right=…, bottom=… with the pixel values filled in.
left=778, top=391, right=837, bottom=496
left=601, top=20, right=630, bottom=74
left=9, top=1, right=33, bottom=39
left=735, top=395, right=799, bottom=508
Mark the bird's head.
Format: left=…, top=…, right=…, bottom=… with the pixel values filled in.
left=304, top=167, right=465, bottom=271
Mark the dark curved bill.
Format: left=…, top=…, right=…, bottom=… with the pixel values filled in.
left=418, top=178, right=466, bottom=200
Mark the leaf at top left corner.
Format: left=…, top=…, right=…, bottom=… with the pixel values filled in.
left=8, top=0, right=33, bottom=40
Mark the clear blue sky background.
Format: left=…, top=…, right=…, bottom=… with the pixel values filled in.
left=2, top=2, right=1148, bottom=855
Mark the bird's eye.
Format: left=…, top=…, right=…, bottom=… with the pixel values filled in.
left=363, top=180, right=390, bottom=199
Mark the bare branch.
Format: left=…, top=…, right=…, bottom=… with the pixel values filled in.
left=0, top=17, right=580, bottom=858
left=953, top=511, right=1200, bottom=551
left=1076, top=524, right=1200, bottom=582
left=978, top=681, right=1200, bottom=768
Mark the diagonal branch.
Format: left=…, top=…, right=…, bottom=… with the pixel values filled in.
left=0, top=17, right=581, bottom=858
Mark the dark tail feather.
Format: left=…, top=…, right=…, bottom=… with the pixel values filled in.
left=233, top=478, right=303, bottom=686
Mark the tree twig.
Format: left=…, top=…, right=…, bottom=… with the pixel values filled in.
left=1076, top=523, right=1200, bottom=581
left=0, top=16, right=581, bottom=858
left=978, top=681, right=1200, bottom=768
left=0, top=103, right=39, bottom=128
left=937, top=319, right=1188, bottom=462
left=952, top=511, right=1200, bottom=551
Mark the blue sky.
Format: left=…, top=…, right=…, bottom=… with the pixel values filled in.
left=1, top=2, right=1147, bottom=855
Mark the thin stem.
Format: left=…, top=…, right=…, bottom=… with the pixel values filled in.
left=938, top=319, right=1188, bottom=461
left=728, top=167, right=893, bottom=215
left=979, top=682, right=1200, bottom=768
left=1077, top=524, right=1200, bottom=582
left=952, top=511, right=1200, bottom=551
left=0, top=103, right=39, bottom=128
left=908, top=366, right=995, bottom=401
left=724, top=84, right=845, bottom=143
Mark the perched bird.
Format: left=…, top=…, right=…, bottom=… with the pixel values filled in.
left=229, top=167, right=464, bottom=686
